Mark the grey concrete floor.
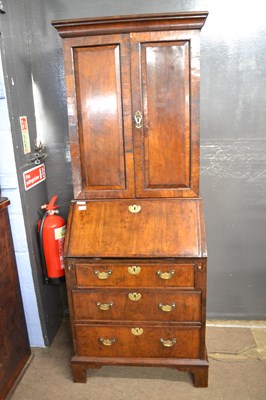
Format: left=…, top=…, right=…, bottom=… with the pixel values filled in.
left=10, top=320, right=266, bottom=400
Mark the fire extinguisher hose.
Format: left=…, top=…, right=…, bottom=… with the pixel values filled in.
left=39, top=211, right=49, bottom=284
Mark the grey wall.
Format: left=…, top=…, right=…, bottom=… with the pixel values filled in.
left=0, top=0, right=64, bottom=345
left=0, top=52, right=43, bottom=345
left=200, top=3, right=266, bottom=318
left=3, top=0, right=266, bottom=321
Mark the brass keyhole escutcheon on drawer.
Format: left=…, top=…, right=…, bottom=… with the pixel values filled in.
left=128, top=265, right=141, bottom=275
left=160, top=338, right=176, bottom=347
left=128, top=204, right=141, bottom=213
left=158, top=302, right=176, bottom=312
left=94, top=269, right=112, bottom=280
left=96, top=302, right=114, bottom=311
left=134, top=110, right=143, bottom=129
left=99, top=338, right=116, bottom=346
left=157, top=270, right=175, bottom=280
left=131, top=327, right=144, bottom=336
left=128, top=292, right=142, bottom=302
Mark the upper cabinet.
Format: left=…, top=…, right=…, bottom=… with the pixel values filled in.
left=53, top=12, right=208, bottom=199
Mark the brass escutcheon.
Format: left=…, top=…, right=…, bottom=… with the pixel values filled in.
left=128, top=292, right=142, bottom=302
left=128, top=265, right=141, bottom=275
left=160, top=338, right=176, bottom=347
left=134, top=110, right=143, bottom=129
left=128, top=205, right=141, bottom=213
left=131, top=327, right=144, bottom=336
left=94, top=269, right=112, bottom=280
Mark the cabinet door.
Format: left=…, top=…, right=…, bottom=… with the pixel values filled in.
left=64, top=34, right=134, bottom=199
left=130, top=31, right=200, bottom=198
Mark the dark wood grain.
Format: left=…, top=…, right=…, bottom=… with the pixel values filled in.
left=55, top=12, right=209, bottom=388
left=0, top=199, right=31, bottom=399
left=74, top=261, right=196, bottom=288
left=130, top=32, right=199, bottom=197
left=72, top=289, right=201, bottom=322
left=75, top=324, right=201, bottom=359
left=52, top=12, right=208, bottom=38
left=74, top=45, right=126, bottom=188
left=65, top=199, right=206, bottom=258
left=63, top=34, right=134, bottom=199
left=70, top=356, right=209, bottom=384
left=59, top=19, right=202, bottom=199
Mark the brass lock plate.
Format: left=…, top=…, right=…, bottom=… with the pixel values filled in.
left=128, top=205, right=141, bottom=213
left=128, top=265, right=141, bottom=275
left=128, top=292, right=142, bottom=301
left=131, top=327, right=144, bottom=336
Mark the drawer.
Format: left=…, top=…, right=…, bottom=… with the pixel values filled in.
left=72, top=289, right=201, bottom=322
left=74, top=262, right=196, bottom=288
left=75, top=324, right=201, bottom=359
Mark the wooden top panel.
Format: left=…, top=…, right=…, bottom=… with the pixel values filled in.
left=64, top=199, right=207, bottom=258
left=52, top=12, right=208, bottom=38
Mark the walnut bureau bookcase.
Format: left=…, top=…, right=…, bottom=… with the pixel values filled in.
left=53, top=12, right=209, bottom=387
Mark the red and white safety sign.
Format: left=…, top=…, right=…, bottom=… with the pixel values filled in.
left=23, top=164, right=46, bottom=191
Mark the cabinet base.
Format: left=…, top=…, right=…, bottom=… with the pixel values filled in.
left=70, top=356, right=209, bottom=387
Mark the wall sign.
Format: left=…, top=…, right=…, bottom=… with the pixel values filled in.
left=23, top=164, right=46, bottom=191
left=19, top=116, right=31, bottom=154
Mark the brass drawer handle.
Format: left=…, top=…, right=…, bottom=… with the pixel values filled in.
left=160, top=338, right=176, bottom=347
left=99, top=338, right=116, bottom=346
left=94, top=269, right=112, bottom=280
left=128, top=265, right=141, bottom=275
left=157, top=270, right=175, bottom=280
left=158, top=302, right=176, bottom=312
left=128, top=292, right=142, bottom=302
left=96, top=302, right=114, bottom=311
left=131, top=327, right=144, bottom=336
left=134, top=110, right=142, bottom=129
left=128, top=204, right=141, bottom=213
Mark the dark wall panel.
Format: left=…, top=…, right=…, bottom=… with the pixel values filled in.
left=0, top=0, right=64, bottom=345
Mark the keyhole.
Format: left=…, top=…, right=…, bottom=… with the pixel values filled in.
left=131, top=327, right=144, bottom=336
left=134, top=111, right=142, bottom=129
left=128, top=292, right=142, bottom=301
left=128, top=265, right=141, bottom=275
left=128, top=205, right=141, bottom=213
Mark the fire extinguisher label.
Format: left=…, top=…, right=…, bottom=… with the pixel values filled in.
left=58, top=238, right=65, bottom=270
left=54, top=226, right=66, bottom=270
left=54, top=225, right=66, bottom=240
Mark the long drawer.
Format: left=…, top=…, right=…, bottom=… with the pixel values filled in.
left=74, top=262, right=196, bottom=288
left=72, top=289, right=201, bottom=322
left=75, top=324, right=201, bottom=359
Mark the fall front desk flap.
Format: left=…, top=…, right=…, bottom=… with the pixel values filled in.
left=64, top=199, right=207, bottom=258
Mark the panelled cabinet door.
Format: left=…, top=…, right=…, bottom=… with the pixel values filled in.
left=130, top=31, right=200, bottom=198
left=64, top=34, right=135, bottom=199
left=63, top=29, right=200, bottom=199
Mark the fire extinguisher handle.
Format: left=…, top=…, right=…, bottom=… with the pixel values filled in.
left=41, top=195, right=59, bottom=211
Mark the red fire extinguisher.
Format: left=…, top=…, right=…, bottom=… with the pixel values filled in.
left=38, top=195, right=66, bottom=284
